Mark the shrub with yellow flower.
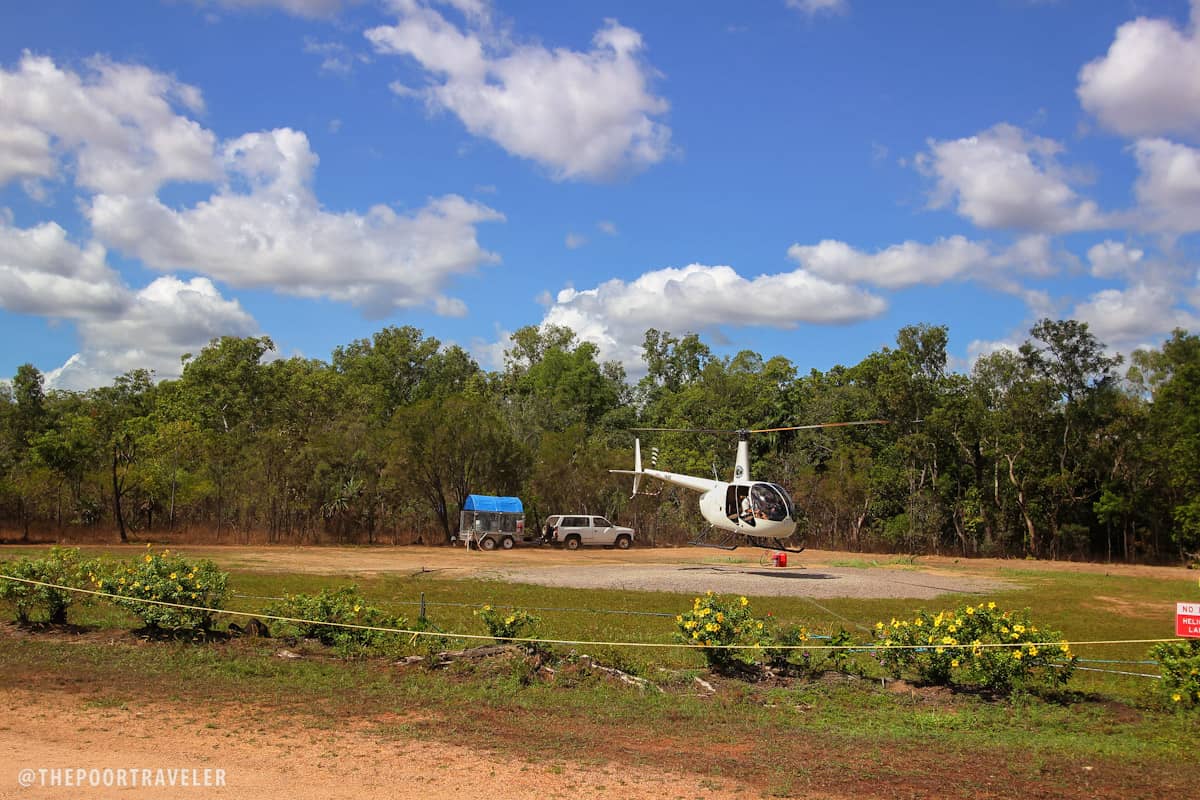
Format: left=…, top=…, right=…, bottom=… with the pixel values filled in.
left=93, top=547, right=227, bottom=631
left=267, top=585, right=407, bottom=657
left=1151, top=639, right=1200, bottom=710
left=874, top=602, right=1074, bottom=694
left=675, top=592, right=769, bottom=674
left=0, top=547, right=97, bottom=624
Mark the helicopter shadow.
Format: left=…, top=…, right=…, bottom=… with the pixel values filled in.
left=676, top=566, right=838, bottom=581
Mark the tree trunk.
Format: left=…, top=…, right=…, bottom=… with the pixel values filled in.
left=112, top=450, right=128, bottom=543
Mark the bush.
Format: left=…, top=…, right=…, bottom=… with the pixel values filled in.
left=1152, top=639, right=1200, bottom=709
left=267, top=585, right=407, bottom=657
left=0, top=547, right=95, bottom=624
left=875, top=602, right=1076, bottom=694
left=676, top=592, right=768, bottom=674
left=93, top=546, right=227, bottom=631
left=475, top=604, right=540, bottom=650
left=765, top=625, right=857, bottom=677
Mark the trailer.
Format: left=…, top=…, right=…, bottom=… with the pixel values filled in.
left=457, top=495, right=527, bottom=551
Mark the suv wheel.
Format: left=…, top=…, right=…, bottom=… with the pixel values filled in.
left=615, top=534, right=632, bottom=550
left=564, top=535, right=581, bottom=551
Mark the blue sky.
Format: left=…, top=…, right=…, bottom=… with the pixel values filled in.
left=2, top=0, right=1199, bottom=389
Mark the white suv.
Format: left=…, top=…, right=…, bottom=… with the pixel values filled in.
left=542, top=515, right=635, bottom=550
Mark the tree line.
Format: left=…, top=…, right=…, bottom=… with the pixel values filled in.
left=1, top=320, right=1197, bottom=562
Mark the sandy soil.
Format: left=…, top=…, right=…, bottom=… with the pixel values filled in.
left=0, top=687, right=772, bottom=800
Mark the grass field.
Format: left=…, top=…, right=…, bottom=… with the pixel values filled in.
left=1, top=544, right=1197, bottom=799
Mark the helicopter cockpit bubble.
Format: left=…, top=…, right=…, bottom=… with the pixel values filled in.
left=750, top=482, right=793, bottom=522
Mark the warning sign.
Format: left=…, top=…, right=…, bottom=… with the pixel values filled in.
left=1178, top=603, right=1200, bottom=638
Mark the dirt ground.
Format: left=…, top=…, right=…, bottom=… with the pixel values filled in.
left=0, top=687, right=771, bottom=800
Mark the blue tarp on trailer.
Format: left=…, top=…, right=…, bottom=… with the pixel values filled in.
left=463, top=495, right=523, bottom=513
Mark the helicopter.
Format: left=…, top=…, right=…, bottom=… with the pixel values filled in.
left=612, top=421, right=888, bottom=552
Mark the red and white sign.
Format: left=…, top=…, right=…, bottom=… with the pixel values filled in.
left=1178, top=603, right=1200, bottom=639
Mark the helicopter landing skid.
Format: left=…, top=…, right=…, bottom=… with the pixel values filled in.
left=687, top=529, right=807, bottom=554
left=687, top=528, right=741, bottom=550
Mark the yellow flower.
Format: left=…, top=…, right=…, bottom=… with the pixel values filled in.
left=988, top=602, right=996, bottom=610
left=676, top=615, right=683, bottom=623
left=965, top=606, right=975, bottom=615
left=706, top=622, right=719, bottom=633
left=1013, top=624, right=1025, bottom=634
left=755, top=621, right=763, bottom=631
left=941, top=636, right=954, bottom=645
left=144, top=555, right=153, bottom=563
left=187, top=572, right=195, bottom=580
left=936, top=647, right=945, bottom=654
left=131, top=582, right=140, bottom=589
left=684, top=620, right=696, bottom=630
left=1172, top=693, right=1182, bottom=703
left=875, top=622, right=885, bottom=630
left=169, top=572, right=177, bottom=580
left=692, top=630, right=701, bottom=639
left=190, top=593, right=198, bottom=600
left=739, top=596, right=748, bottom=607
left=715, top=612, right=725, bottom=623
left=698, top=607, right=710, bottom=617
left=1028, top=646, right=1039, bottom=656
left=951, top=659, right=960, bottom=668
left=1013, top=651, right=1023, bottom=661
left=355, top=605, right=363, bottom=614
left=914, top=618, right=924, bottom=627
left=504, top=615, right=515, bottom=625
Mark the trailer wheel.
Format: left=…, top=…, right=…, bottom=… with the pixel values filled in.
left=615, top=534, right=632, bottom=550
left=479, top=536, right=497, bottom=551
left=500, top=536, right=515, bottom=550
left=564, top=535, right=581, bottom=551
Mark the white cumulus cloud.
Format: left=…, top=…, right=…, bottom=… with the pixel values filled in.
left=1070, top=282, right=1200, bottom=353
left=46, top=276, right=259, bottom=390
left=1131, top=138, right=1200, bottom=233
left=916, top=123, right=1110, bottom=233
left=1078, top=2, right=1200, bottom=140
left=786, top=236, right=991, bottom=288
left=88, top=128, right=503, bottom=317
left=1088, top=240, right=1145, bottom=278
left=367, top=3, right=672, bottom=181
left=517, top=262, right=885, bottom=369
left=0, top=217, right=258, bottom=390
left=0, top=53, right=219, bottom=197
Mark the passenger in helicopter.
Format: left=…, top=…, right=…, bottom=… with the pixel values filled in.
left=739, top=494, right=756, bottom=526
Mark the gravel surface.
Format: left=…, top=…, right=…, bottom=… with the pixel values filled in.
left=493, top=563, right=1017, bottom=599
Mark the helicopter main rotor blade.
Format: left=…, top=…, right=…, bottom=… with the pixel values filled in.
left=748, top=420, right=890, bottom=433
left=629, top=426, right=734, bottom=434
left=630, top=420, right=890, bottom=435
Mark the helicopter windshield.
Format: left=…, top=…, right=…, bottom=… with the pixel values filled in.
left=750, top=483, right=792, bottom=522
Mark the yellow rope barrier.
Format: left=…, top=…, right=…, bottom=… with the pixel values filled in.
left=0, top=574, right=1187, bottom=652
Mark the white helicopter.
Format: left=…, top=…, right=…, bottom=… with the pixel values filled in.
left=612, top=422, right=887, bottom=552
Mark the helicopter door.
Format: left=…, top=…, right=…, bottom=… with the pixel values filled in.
left=726, top=485, right=755, bottom=527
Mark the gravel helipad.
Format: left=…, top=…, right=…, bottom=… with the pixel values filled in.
left=492, top=563, right=1017, bottom=599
